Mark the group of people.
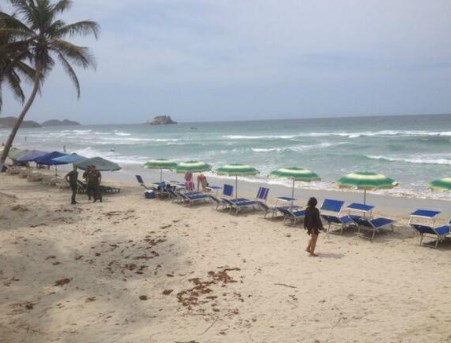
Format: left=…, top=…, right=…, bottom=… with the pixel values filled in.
left=65, top=164, right=102, bottom=204
left=184, top=172, right=208, bottom=192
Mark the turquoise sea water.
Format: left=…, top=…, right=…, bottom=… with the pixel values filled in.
left=2, top=114, right=451, bottom=199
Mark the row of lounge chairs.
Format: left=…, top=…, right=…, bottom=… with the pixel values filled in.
left=135, top=175, right=451, bottom=247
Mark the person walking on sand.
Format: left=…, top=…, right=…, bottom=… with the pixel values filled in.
left=65, top=165, right=79, bottom=205
left=304, top=197, right=324, bottom=257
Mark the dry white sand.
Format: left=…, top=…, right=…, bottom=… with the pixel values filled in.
left=1, top=172, right=451, bottom=343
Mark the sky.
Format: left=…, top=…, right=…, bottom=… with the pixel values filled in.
left=2, top=0, right=451, bottom=124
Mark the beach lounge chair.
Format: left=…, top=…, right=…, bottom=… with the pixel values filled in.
left=409, top=209, right=451, bottom=248
left=346, top=203, right=375, bottom=222
left=100, top=185, right=121, bottom=194
left=167, top=188, right=212, bottom=206
left=228, top=186, right=270, bottom=214
left=135, top=175, right=161, bottom=191
left=277, top=207, right=306, bottom=225
left=209, top=184, right=246, bottom=210
left=353, top=216, right=395, bottom=241
left=319, top=199, right=355, bottom=234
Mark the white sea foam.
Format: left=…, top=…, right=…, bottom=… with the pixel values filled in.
left=366, top=155, right=451, bottom=166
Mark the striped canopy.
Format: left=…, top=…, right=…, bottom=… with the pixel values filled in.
left=216, top=164, right=259, bottom=198
left=172, top=160, right=212, bottom=173
left=269, top=167, right=320, bottom=200
left=337, top=171, right=397, bottom=190
left=144, top=159, right=177, bottom=170
left=269, top=167, right=320, bottom=181
left=337, top=171, right=398, bottom=204
left=216, top=164, right=259, bottom=176
left=144, top=159, right=177, bottom=181
left=429, top=178, right=451, bottom=191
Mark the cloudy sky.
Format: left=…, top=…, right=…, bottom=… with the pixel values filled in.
left=2, top=0, right=451, bottom=124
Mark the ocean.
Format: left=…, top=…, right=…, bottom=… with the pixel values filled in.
left=2, top=113, right=451, bottom=200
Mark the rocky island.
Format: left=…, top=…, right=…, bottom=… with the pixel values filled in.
left=42, top=119, right=80, bottom=127
left=0, top=116, right=41, bottom=128
left=146, top=115, right=177, bottom=125
left=0, top=117, right=80, bottom=128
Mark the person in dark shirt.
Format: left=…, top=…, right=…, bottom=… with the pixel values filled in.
left=87, top=165, right=102, bottom=203
left=304, top=197, right=324, bottom=257
left=65, top=165, right=79, bottom=204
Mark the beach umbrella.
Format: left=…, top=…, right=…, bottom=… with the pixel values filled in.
left=337, top=171, right=398, bottom=204
left=17, top=150, right=49, bottom=163
left=7, top=148, right=29, bottom=161
left=74, top=157, right=121, bottom=171
left=34, top=151, right=68, bottom=175
left=144, top=159, right=177, bottom=182
left=269, top=167, right=321, bottom=200
left=172, top=160, right=212, bottom=174
left=429, top=178, right=451, bottom=192
left=52, top=153, right=87, bottom=164
left=215, top=163, right=260, bottom=198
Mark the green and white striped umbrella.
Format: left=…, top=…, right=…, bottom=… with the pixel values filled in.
left=144, top=159, right=177, bottom=181
left=269, top=167, right=321, bottom=200
left=429, top=178, right=451, bottom=192
left=337, top=171, right=398, bottom=204
left=172, top=160, right=212, bottom=173
left=216, top=163, right=259, bottom=198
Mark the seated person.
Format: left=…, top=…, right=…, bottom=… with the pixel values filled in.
left=184, top=171, right=195, bottom=191
left=197, top=173, right=208, bottom=191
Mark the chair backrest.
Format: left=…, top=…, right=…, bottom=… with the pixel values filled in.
left=256, top=187, right=269, bottom=201
left=136, top=175, right=144, bottom=184
left=409, top=209, right=441, bottom=226
left=410, top=209, right=441, bottom=218
left=223, top=184, right=234, bottom=197
left=320, top=199, right=344, bottom=213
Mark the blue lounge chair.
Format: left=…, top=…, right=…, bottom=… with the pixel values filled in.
left=346, top=203, right=375, bottom=222
left=209, top=184, right=247, bottom=210
left=260, top=203, right=301, bottom=219
left=277, top=207, right=306, bottom=225
left=353, top=216, right=395, bottom=241
left=320, top=199, right=355, bottom=234
left=178, top=192, right=213, bottom=206
left=136, top=175, right=154, bottom=190
left=409, top=209, right=451, bottom=248
left=228, top=186, right=271, bottom=214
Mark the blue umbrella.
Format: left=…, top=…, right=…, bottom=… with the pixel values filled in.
left=34, top=151, right=68, bottom=165
left=17, top=150, right=49, bottom=162
left=52, top=153, right=87, bottom=164
left=34, top=151, right=68, bottom=176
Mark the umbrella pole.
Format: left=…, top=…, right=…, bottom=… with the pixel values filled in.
left=160, top=169, right=163, bottom=182
left=55, top=165, right=58, bottom=176
left=235, top=176, right=238, bottom=198
left=291, top=179, right=295, bottom=207
left=363, top=189, right=367, bottom=205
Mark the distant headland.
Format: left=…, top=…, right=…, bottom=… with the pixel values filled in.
left=0, top=117, right=80, bottom=128
left=146, top=115, right=177, bottom=125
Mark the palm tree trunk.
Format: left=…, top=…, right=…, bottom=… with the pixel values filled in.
left=1, top=65, right=41, bottom=167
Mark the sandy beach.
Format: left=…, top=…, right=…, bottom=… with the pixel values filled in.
left=1, top=171, right=451, bottom=343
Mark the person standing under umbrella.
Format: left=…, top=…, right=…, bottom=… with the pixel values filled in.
left=304, top=197, right=324, bottom=257
left=65, top=165, right=79, bottom=205
left=87, top=165, right=102, bottom=202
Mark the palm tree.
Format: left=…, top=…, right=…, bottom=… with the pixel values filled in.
left=0, top=17, right=35, bottom=111
left=0, top=0, right=99, bottom=165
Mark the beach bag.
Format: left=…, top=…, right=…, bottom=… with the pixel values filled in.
left=144, top=190, right=156, bottom=199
